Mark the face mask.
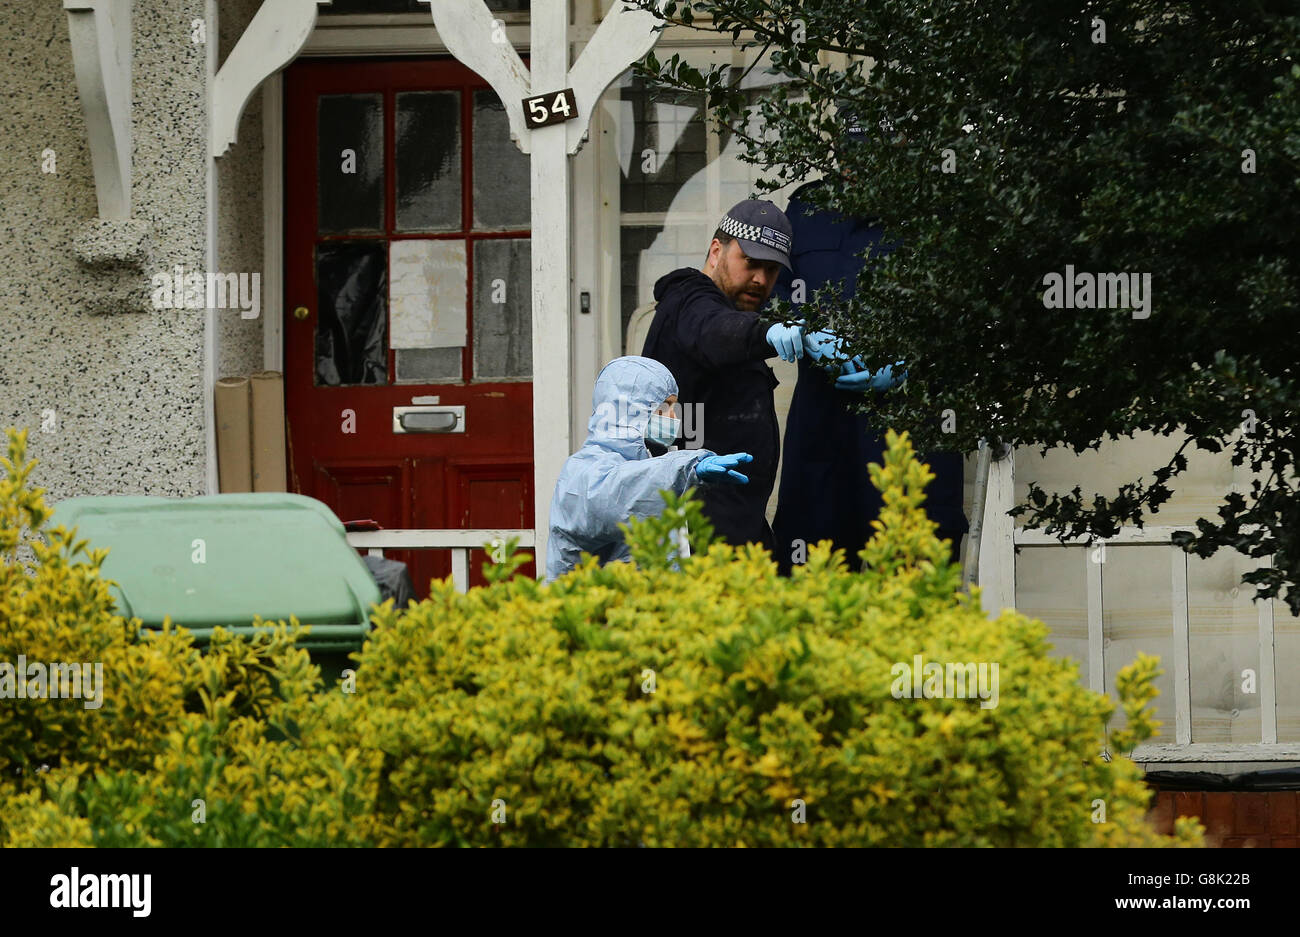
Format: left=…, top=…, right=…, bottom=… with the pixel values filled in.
left=645, top=412, right=681, bottom=450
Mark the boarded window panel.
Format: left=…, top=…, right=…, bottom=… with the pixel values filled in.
left=315, top=241, right=387, bottom=386
left=1017, top=547, right=1091, bottom=690
left=396, top=91, right=462, bottom=232
left=1188, top=551, right=1264, bottom=743
left=389, top=239, right=467, bottom=349
left=396, top=348, right=462, bottom=383
left=1101, top=546, right=1177, bottom=734
left=473, top=89, right=530, bottom=229
left=473, top=239, right=531, bottom=381
left=318, top=95, right=384, bottom=234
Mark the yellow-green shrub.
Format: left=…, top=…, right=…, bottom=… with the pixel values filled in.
left=0, top=428, right=364, bottom=846
left=324, top=429, right=1199, bottom=847
left=1, top=426, right=1200, bottom=846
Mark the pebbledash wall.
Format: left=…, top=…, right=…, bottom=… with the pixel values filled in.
left=215, top=0, right=269, bottom=384
left=0, top=0, right=221, bottom=499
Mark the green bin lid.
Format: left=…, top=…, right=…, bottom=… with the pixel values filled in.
left=47, top=493, right=382, bottom=642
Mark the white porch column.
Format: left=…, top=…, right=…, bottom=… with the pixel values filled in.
left=978, top=449, right=1017, bottom=617
left=528, top=1, right=572, bottom=576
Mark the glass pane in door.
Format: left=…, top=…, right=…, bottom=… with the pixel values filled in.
left=315, top=241, right=387, bottom=386
left=473, top=89, right=530, bottom=229
left=396, top=347, right=462, bottom=383
left=396, top=91, right=462, bottom=231
left=473, top=238, right=531, bottom=380
left=318, top=94, right=384, bottom=234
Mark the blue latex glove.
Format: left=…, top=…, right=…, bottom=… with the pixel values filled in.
left=696, top=452, right=752, bottom=485
left=803, top=329, right=844, bottom=362
left=835, top=359, right=907, bottom=392
left=766, top=322, right=805, bottom=362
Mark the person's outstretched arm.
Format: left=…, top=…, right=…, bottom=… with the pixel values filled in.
left=587, top=449, right=717, bottom=528
left=669, top=279, right=787, bottom=370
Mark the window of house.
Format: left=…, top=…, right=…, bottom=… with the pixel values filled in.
left=606, top=61, right=796, bottom=351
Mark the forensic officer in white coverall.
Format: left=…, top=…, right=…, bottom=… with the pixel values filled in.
left=545, top=356, right=752, bottom=583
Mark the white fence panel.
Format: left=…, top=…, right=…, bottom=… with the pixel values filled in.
left=977, top=458, right=1291, bottom=763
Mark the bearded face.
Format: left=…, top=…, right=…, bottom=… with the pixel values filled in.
left=707, top=239, right=781, bottom=311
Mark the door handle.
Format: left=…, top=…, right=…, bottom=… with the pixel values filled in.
left=293, top=305, right=310, bottom=321
left=392, top=405, right=465, bottom=434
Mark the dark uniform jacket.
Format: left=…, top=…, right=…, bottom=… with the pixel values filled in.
left=771, top=182, right=969, bottom=573
left=641, top=268, right=781, bottom=552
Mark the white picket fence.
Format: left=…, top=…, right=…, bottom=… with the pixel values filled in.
left=345, top=529, right=535, bottom=594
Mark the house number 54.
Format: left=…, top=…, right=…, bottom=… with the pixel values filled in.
left=523, top=89, right=578, bottom=129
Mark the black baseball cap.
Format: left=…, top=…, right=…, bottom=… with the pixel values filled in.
left=716, top=199, right=794, bottom=272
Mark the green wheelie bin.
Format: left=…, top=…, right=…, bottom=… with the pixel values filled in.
left=48, top=492, right=382, bottom=684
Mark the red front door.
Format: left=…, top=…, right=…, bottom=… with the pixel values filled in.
left=284, top=58, right=535, bottom=598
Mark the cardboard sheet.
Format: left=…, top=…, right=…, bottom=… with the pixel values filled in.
left=389, top=239, right=467, bottom=349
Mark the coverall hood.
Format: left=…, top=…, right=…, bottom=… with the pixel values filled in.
left=585, top=355, right=679, bottom=458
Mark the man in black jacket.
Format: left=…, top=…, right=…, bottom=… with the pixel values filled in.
left=640, top=199, right=804, bottom=554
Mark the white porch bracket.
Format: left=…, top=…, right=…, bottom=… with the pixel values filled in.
left=563, top=3, right=661, bottom=155
left=422, top=0, right=532, bottom=152
left=211, top=0, right=334, bottom=159
left=64, top=0, right=132, bottom=218
left=421, top=1, right=660, bottom=157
